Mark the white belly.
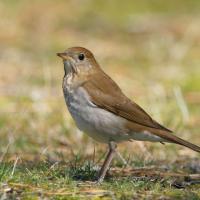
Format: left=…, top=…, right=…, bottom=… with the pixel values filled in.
left=64, top=86, right=130, bottom=143
left=63, top=84, right=164, bottom=143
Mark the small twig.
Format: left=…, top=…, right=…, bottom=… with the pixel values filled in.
left=110, top=167, right=200, bottom=181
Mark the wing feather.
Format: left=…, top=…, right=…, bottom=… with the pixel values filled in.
left=83, top=71, right=171, bottom=132
left=82, top=70, right=200, bottom=153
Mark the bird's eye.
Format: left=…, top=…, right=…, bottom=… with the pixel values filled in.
left=78, top=53, right=85, bottom=61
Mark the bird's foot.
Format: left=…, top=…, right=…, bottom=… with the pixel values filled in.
left=94, top=177, right=104, bottom=185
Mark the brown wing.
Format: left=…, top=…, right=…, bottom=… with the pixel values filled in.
left=83, top=70, right=171, bottom=132
left=83, top=70, right=200, bottom=153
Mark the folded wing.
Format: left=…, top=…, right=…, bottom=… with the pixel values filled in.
left=83, top=70, right=200, bottom=153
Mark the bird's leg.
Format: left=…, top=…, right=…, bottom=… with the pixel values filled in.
left=97, top=141, right=117, bottom=183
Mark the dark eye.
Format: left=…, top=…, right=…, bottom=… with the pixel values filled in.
left=78, top=53, right=85, bottom=61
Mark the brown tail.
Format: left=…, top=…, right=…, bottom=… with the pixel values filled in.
left=153, top=130, right=200, bottom=153
left=167, top=134, right=200, bottom=153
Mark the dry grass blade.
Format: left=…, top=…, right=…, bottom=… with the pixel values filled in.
left=8, top=182, right=110, bottom=197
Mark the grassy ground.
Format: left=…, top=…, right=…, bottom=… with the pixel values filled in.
left=0, top=0, right=200, bottom=199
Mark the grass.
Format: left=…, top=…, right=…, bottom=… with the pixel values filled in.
left=0, top=157, right=200, bottom=199
left=0, top=0, right=200, bottom=199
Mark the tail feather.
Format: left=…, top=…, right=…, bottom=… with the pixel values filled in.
left=168, top=134, right=200, bottom=153
left=153, top=130, right=200, bottom=153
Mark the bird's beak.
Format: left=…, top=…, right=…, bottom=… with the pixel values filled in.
left=57, top=52, right=77, bottom=75
left=57, top=52, right=71, bottom=60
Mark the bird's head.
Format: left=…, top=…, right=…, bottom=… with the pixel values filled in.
left=57, top=47, right=99, bottom=76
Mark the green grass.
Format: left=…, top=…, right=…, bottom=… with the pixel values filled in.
left=0, top=0, right=200, bottom=199
left=0, top=158, right=200, bottom=199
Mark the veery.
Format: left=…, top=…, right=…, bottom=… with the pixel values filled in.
left=57, top=47, right=200, bottom=183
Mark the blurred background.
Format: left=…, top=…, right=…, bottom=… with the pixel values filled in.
left=0, top=0, right=200, bottom=164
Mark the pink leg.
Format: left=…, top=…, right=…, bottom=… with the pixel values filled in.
left=97, top=141, right=117, bottom=183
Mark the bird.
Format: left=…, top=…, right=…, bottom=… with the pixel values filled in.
left=57, top=46, right=200, bottom=183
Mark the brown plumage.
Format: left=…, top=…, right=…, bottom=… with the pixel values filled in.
left=57, top=46, right=200, bottom=183
left=81, top=54, right=200, bottom=153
